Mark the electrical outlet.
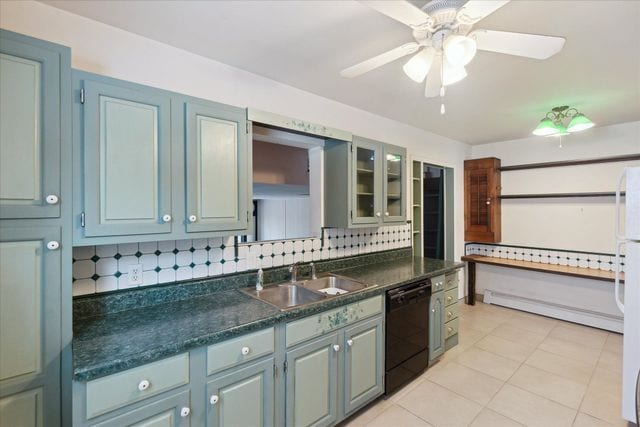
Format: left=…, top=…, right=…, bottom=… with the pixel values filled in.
left=128, top=264, right=143, bottom=285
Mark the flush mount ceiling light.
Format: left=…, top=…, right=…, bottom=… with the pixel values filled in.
left=532, top=106, right=595, bottom=137
left=340, top=0, right=566, bottom=115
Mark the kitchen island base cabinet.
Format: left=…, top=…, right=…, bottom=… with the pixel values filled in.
left=206, top=358, right=274, bottom=427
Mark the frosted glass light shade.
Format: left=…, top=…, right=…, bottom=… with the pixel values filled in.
left=442, top=60, right=467, bottom=86
left=403, top=48, right=435, bottom=83
left=567, top=113, right=595, bottom=132
left=547, top=123, right=569, bottom=137
left=532, top=118, right=558, bottom=136
left=444, top=35, right=477, bottom=66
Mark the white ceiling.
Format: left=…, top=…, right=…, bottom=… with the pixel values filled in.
left=43, top=0, right=640, bottom=144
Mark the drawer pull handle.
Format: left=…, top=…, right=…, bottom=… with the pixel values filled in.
left=46, top=241, right=60, bottom=250
left=447, top=311, right=453, bottom=318
left=180, top=407, right=190, bottom=418
left=346, top=339, right=354, bottom=347
left=210, top=395, right=219, bottom=405
left=446, top=296, right=453, bottom=302
left=162, top=214, right=172, bottom=223
left=333, top=344, right=340, bottom=352
left=241, top=346, right=251, bottom=356
left=188, top=214, right=197, bottom=223
left=138, top=380, right=150, bottom=391
left=447, top=327, right=453, bottom=333
left=45, top=194, right=59, bottom=205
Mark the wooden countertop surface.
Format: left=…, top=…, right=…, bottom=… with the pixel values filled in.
left=461, top=255, right=625, bottom=283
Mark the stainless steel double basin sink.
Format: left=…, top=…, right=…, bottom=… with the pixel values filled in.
left=241, top=275, right=375, bottom=311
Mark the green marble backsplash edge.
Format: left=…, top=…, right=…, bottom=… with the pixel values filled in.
left=73, top=247, right=412, bottom=319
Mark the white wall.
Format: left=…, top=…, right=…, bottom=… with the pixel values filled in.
left=0, top=0, right=471, bottom=262
left=471, top=121, right=640, bottom=253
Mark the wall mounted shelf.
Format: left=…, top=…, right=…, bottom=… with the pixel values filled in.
left=499, top=192, right=625, bottom=199
left=498, top=154, right=640, bottom=172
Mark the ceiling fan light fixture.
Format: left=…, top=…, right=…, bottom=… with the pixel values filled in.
left=403, top=48, right=435, bottom=83
left=547, top=122, right=569, bottom=137
left=532, top=118, right=558, bottom=136
left=443, top=35, right=477, bottom=66
left=442, top=60, right=467, bottom=86
left=567, top=113, right=595, bottom=133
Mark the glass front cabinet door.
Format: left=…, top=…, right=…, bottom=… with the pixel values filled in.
left=351, top=138, right=381, bottom=225
left=382, top=144, right=406, bottom=223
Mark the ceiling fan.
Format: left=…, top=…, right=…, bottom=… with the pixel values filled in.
left=341, top=0, right=566, bottom=106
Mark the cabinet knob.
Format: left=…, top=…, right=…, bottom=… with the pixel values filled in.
left=376, top=212, right=381, bottom=217
left=162, top=214, right=172, bottom=223
left=46, top=241, right=60, bottom=250
left=333, top=344, right=340, bottom=352
left=138, top=379, right=150, bottom=391
left=447, top=327, right=453, bottom=333
left=188, top=214, right=197, bottom=223
left=432, top=309, right=436, bottom=313
left=210, top=395, right=219, bottom=405
left=241, top=346, right=250, bottom=356
left=446, top=296, right=453, bottom=302
left=385, top=212, right=389, bottom=216
left=447, top=311, right=453, bottom=318
left=45, top=194, right=59, bottom=205
left=486, top=198, right=491, bottom=205
left=180, top=407, right=190, bottom=418
left=346, top=339, right=354, bottom=347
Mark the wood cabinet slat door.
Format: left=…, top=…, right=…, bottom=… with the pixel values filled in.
left=464, top=158, right=501, bottom=242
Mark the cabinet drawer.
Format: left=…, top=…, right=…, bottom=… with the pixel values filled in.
left=444, top=288, right=458, bottom=307
left=92, top=390, right=190, bottom=427
left=444, top=318, right=459, bottom=339
left=432, top=275, right=445, bottom=292
left=444, top=302, right=459, bottom=322
left=207, top=327, right=274, bottom=376
left=286, top=296, right=383, bottom=348
left=445, top=272, right=459, bottom=291
left=85, top=353, right=189, bottom=419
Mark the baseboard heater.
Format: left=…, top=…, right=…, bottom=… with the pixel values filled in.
left=484, top=289, right=624, bottom=333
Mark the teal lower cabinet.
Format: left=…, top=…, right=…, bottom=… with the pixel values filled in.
left=285, top=333, right=339, bottom=427
left=429, top=276, right=445, bottom=362
left=92, top=390, right=191, bottom=427
left=443, top=271, right=460, bottom=352
left=206, top=358, right=275, bottom=427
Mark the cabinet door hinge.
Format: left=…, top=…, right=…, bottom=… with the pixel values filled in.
left=247, top=211, right=250, bottom=222
left=350, top=210, right=353, bottom=219
left=283, top=360, right=288, bottom=374
left=246, top=121, right=251, bottom=134
left=80, top=88, right=85, bottom=104
left=273, top=363, right=277, bottom=378
left=80, top=212, right=86, bottom=227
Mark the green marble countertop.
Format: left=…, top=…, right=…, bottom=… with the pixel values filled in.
left=73, top=256, right=462, bottom=381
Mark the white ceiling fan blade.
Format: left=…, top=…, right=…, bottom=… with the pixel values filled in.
left=457, top=0, right=510, bottom=24
left=424, top=55, right=442, bottom=98
left=360, top=1, right=431, bottom=27
left=470, top=29, right=565, bottom=59
left=340, top=42, right=420, bottom=78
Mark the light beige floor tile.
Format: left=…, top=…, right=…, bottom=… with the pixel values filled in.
left=548, top=324, right=608, bottom=349
left=603, top=333, right=623, bottom=356
left=389, top=372, right=427, bottom=403
left=341, top=399, right=393, bottom=426
left=525, top=349, right=595, bottom=384
left=596, top=350, right=622, bottom=374
left=438, top=342, right=469, bottom=364
left=580, top=367, right=625, bottom=425
left=475, top=303, right=518, bottom=321
left=508, top=312, right=558, bottom=335
left=397, top=380, right=483, bottom=426
left=455, top=347, right=521, bottom=381
left=488, top=383, right=577, bottom=427
left=427, top=362, right=504, bottom=405
left=538, top=336, right=602, bottom=365
left=458, top=312, right=502, bottom=333
left=474, top=334, right=535, bottom=362
left=366, top=404, right=433, bottom=427
left=508, top=364, right=587, bottom=409
left=458, top=326, right=488, bottom=346
left=572, top=412, right=617, bottom=427
left=470, top=408, right=523, bottom=427
left=490, top=323, right=548, bottom=347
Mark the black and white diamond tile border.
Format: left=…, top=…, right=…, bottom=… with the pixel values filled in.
left=72, top=225, right=412, bottom=296
left=465, top=243, right=626, bottom=273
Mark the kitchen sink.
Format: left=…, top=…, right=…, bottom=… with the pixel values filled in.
left=297, top=275, right=371, bottom=295
left=241, top=283, right=327, bottom=310
left=241, top=274, right=375, bottom=310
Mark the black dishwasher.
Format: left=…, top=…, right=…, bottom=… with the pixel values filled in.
left=385, top=279, right=431, bottom=395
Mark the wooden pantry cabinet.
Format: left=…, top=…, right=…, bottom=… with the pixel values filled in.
left=464, top=157, right=501, bottom=242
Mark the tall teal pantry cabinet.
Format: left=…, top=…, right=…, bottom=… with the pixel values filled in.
left=0, top=29, right=73, bottom=426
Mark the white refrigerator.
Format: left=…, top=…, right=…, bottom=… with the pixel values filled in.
left=615, top=166, right=640, bottom=423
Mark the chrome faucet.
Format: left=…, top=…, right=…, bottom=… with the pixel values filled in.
left=289, top=262, right=299, bottom=283
left=310, top=262, right=317, bottom=280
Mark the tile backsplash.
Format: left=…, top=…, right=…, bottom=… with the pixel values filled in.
left=465, top=243, right=625, bottom=272
left=73, top=225, right=412, bottom=296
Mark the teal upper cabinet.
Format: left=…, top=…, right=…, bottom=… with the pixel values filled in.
left=79, top=77, right=172, bottom=237
left=184, top=100, right=248, bottom=233
left=0, top=30, right=70, bottom=219
left=382, top=144, right=406, bottom=223
left=325, top=136, right=407, bottom=228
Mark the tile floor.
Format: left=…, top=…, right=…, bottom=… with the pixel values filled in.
left=341, top=302, right=629, bottom=427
